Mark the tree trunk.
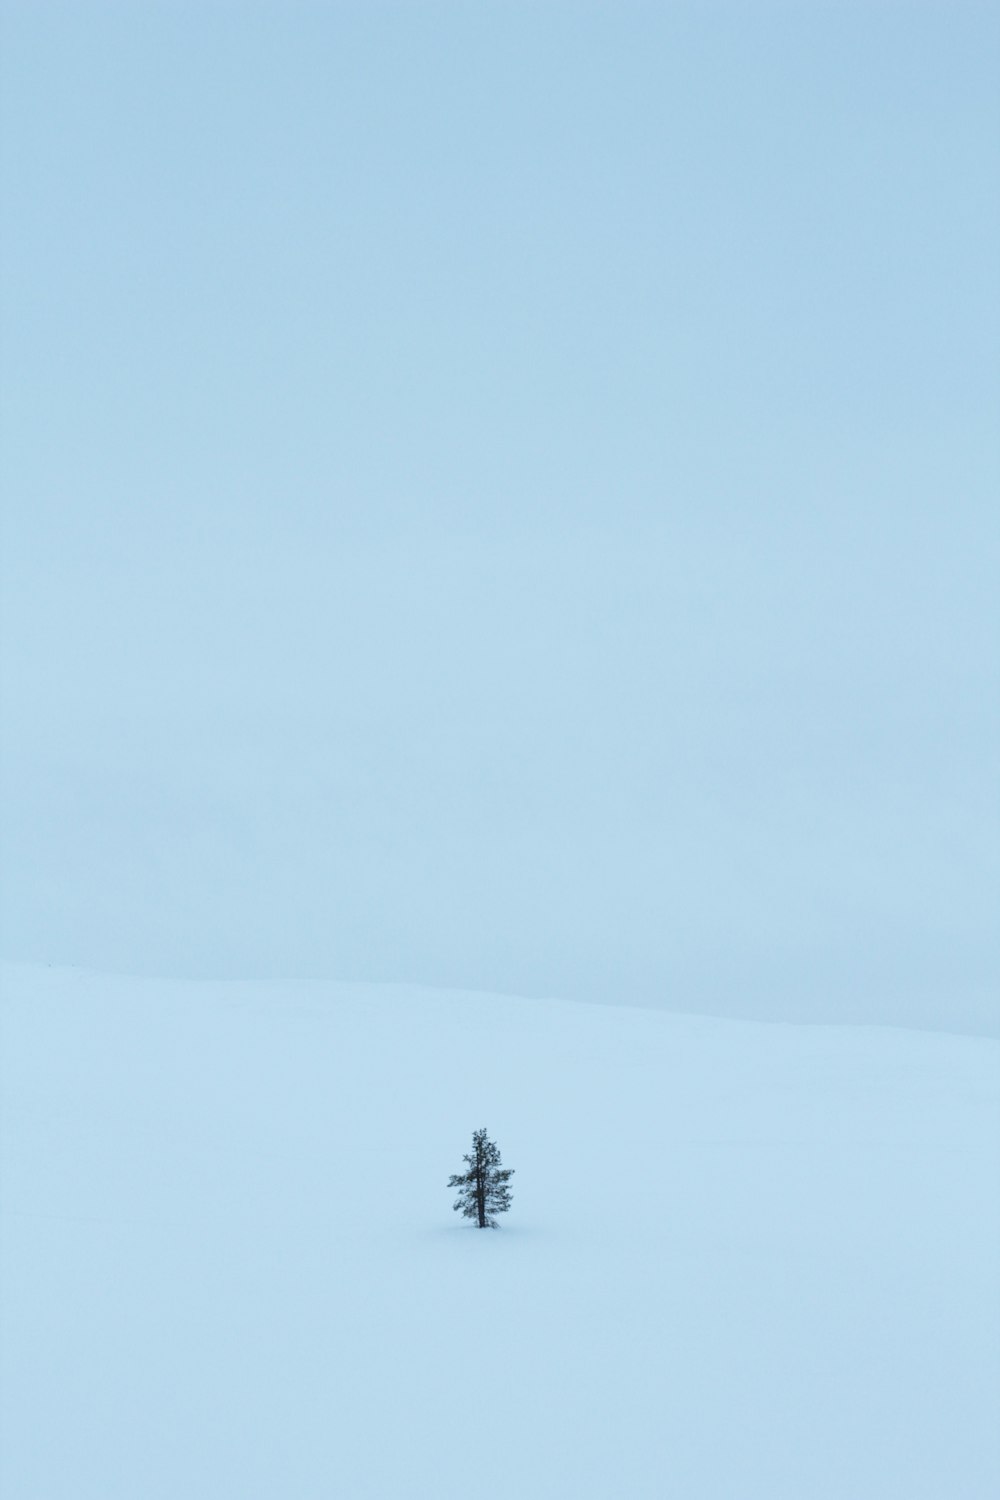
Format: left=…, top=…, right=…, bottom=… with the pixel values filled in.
left=476, top=1144, right=486, bottom=1227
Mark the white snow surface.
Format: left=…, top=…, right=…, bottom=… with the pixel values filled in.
left=1, top=964, right=998, bottom=1499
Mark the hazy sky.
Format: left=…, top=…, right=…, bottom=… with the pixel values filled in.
left=1, top=3, right=997, bottom=1031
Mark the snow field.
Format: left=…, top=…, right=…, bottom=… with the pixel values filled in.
left=1, top=964, right=997, bottom=1498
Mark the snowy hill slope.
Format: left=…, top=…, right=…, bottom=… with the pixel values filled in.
left=1, top=964, right=997, bottom=1499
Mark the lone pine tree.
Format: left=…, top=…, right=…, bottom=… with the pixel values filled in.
left=448, top=1128, right=514, bottom=1228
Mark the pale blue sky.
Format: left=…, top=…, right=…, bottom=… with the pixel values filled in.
left=2, top=3, right=997, bottom=1029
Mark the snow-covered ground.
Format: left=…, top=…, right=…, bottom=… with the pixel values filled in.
left=1, top=963, right=997, bottom=1498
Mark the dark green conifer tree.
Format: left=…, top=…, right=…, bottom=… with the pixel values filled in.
left=448, top=1128, right=514, bottom=1228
